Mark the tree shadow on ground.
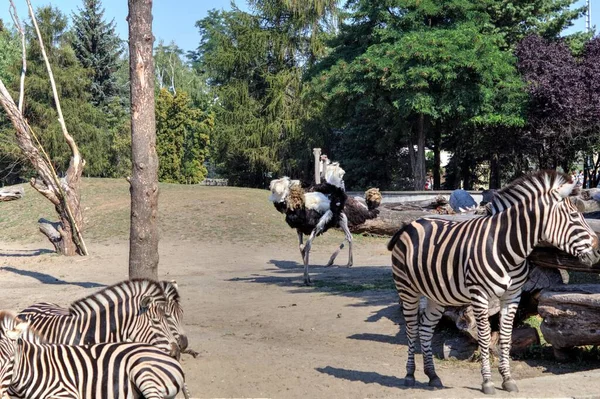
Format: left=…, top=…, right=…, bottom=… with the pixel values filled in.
left=228, top=258, right=396, bottom=307
left=315, top=366, right=453, bottom=390
left=0, top=266, right=106, bottom=289
left=0, top=249, right=54, bottom=257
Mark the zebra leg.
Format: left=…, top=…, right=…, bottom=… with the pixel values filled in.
left=471, top=292, right=496, bottom=395
left=419, top=299, right=445, bottom=388
left=498, top=291, right=521, bottom=393
left=400, top=293, right=420, bottom=387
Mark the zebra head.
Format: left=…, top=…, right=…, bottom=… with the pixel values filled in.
left=131, top=292, right=181, bottom=360
left=0, top=311, right=44, bottom=396
left=159, top=280, right=188, bottom=352
left=542, top=178, right=599, bottom=261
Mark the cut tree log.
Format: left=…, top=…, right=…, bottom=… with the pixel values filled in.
left=0, top=186, right=24, bottom=201
left=386, top=195, right=448, bottom=211
left=349, top=208, right=431, bottom=236
left=538, top=284, right=600, bottom=350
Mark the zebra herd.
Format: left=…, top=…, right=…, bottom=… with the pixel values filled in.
left=0, top=279, right=193, bottom=398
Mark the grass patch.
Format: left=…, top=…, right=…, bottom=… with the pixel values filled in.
left=0, top=178, right=386, bottom=247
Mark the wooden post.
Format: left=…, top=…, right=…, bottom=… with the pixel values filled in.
left=313, top=148, right=321, bottom=184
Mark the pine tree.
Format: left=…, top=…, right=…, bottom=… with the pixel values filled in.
left=71, top=0, right=122, bottom=107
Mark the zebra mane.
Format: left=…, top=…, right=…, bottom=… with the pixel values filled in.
left=490, top=170, right=573, bottom=214
left=69, top=279, right=167, bottom=313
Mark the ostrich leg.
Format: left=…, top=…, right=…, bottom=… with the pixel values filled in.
left=301, top=210, right=333, bottom=285
left=326, top=213, right=353, bottom=267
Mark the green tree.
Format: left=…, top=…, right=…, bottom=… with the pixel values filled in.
left=194, top=0, right=337, bottom=187
left=309, top=1, right=525, bottom=189
left=155, top=88, right=210, bottom=183
left=19, top=6, right=110, bottom=176
left=71, top=0, right=122, bottom=107
left=154, top=41, right=209, bottom=109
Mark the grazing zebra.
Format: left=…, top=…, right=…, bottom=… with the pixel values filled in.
left=16, top=279, right=180, bottom=359
left=388, top=171, right=598, bottom=394
left=0, top=312, right=188, bottom=399
left=159, top=280, right=199, bottom=357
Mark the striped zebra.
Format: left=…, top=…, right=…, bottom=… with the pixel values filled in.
left=0, top=311, right=187, bottom=399
left=159, top=280, right=199, bottom=357
left=388, top=171, right=598, bottom=394
left=16, top=279, right=181, bottom=359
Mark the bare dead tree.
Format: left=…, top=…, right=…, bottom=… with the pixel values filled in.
left=128, top=0, right=159, bottom=279
left=0, top=1, right=88, bottom=256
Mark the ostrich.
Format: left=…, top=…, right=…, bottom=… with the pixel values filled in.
left=269, top=173, right=382, bottom=285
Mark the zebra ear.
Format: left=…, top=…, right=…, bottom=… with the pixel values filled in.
left=556, top=180, right=576, bottom=199
left=6, top=322, right=28, bottom=340
left=170, top=279, right=178, bottom=290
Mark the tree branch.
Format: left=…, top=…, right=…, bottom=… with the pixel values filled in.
left=26, top=0, right=82, bottom=178
left=9, top=0, right=26, bottom=112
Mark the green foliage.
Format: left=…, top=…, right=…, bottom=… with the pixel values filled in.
left=156, top=89, right=210, bottom=183
left=71, top=0, right=123, bottom=107
left=485, top=0, right=586, bottom=48
left=194, top=1, right=337, bottom=187
left=18, top=6, right=111, bottom=176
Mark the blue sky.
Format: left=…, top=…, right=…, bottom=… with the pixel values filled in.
left=0, top=0, right=596, bottom=54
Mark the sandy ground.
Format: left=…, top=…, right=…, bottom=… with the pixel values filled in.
left=1, top=238, right=600, bottom=399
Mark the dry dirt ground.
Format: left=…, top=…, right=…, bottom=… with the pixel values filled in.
left=2, top=237, right=600, bottom=399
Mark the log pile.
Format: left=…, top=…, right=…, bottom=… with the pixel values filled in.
left=538, top=284, right=600, bottom=357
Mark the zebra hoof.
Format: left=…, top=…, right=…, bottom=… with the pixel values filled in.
left=502, top=379, right=518, bottom=392
left=404, top=375, right=416, bottom=387
left=304, top=279, right=312, bottom=286
left=428, top=376, right=443, bottom=388
left=482, top=381, right=496, bottom=395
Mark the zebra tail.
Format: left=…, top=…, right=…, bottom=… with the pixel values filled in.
left=387, top=223, right=409, bottom=251
left=183, top=382, right=191, bottom=399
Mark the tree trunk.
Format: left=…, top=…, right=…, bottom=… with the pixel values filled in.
left=489, top=152, right=501, bottom=189
left=128, top=0, right=159, bottom=280
left=414, top=113, right=426, bottom=190
left=433, top=128, right=441, bottom=189
left=0, top=81, right=85, bottom=256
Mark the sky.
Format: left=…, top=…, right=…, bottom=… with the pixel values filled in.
left=0, top=0, right=597, bottom=55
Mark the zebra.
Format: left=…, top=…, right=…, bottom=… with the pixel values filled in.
left=0, top=311, right=188, bottom=399
left=387, top=171, right=598, bottom=394
left=16, top=279, right=181, bottom=359
left=159, top=280, right=199, bottom=357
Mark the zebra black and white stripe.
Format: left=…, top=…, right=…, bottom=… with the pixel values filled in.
left=159, top=280, right=199, bottom=357
left=16, top=279, right=180, bottom=359
left=0, top=311, right=187, bottom=399
left=388, top=171, right=598, bottom=394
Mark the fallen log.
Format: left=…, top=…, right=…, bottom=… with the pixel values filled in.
left=386, top=195, right=448, bottom=211
left=0, top=186, right=24, bottom=201
left=538, top=284, right=600, bottom=350
left=349, top=208, right=431, bottom=236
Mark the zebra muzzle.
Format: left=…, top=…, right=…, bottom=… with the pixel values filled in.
left=578, top=250, right=599, bottom=267
left=178, top=335, right=189, bottom=351
left=170, top=342, right=181, bottom=360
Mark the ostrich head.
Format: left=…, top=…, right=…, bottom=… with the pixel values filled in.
left=365, top=188, right=382, bottom=210
left=268, top=177, right=300, bottom=203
